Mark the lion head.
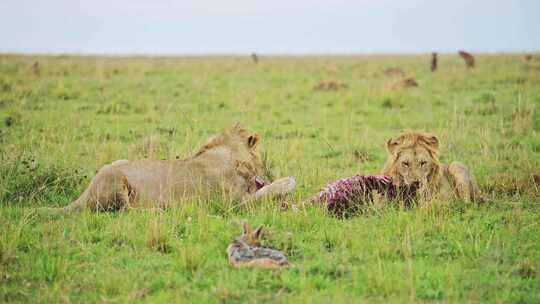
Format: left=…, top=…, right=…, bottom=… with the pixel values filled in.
left=382, top=131, right=443, bottom=198
left=195, top=124, right=263, bottom=177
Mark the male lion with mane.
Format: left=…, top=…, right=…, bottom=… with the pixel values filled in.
left=54, top=124, right=295, bottom=212
left=383, top=130, right=482, bottom=203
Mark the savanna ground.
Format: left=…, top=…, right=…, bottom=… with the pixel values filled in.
left=1, top=54, right=540, bottom=303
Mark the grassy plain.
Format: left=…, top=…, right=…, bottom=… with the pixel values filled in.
left=1, top=54, right=539, bottom=303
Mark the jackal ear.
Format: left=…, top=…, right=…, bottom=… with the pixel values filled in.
left=243, top=222, right=252, bottom=235
left=253, top=225, right=264, bottom=239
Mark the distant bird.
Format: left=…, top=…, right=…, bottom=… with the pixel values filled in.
left=431, top=52, right=438, bottom=72
left=251, top=53, right=258, bottom=64
left=458, top=50, right=475, bottom=68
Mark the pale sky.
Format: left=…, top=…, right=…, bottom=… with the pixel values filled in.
left=1, top=0, right=539, bottom=55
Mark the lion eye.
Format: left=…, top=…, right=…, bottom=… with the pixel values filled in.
left=402, top=161, right=410, bottom=168
left=420, top=161, right=427, bottom=167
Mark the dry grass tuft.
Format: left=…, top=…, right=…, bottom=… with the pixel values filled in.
left=313, top=80, right=348, bottom=91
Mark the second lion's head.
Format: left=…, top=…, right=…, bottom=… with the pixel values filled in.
left=195, top=123, right=263, bottom=171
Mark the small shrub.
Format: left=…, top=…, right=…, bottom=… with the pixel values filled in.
left=136, top=135, right=169, bottom=159
left=96, top=101, right=147, bottom=115
left=0, top=154, right=85, bottom=206
left=474, top=92, right=496, bottom=104
left=483, top=173, right=538, bottom=198
left=353, top=149, right=376, bottom=163
left=516, top=258, right=538, bottom=279
left=532, top=109, right=540, bottom=131
left=156, top=127, right=177, bottom=137
left=178, top=246, right=206, bottom=276
left=321, top=151, right=342, bottom=159
left=476, top=103, right=498, bottom=115
left=147, top=218, right=172, bottom=254
left=0, top=78, right=11, bottom=93
left=41, top=254, right=63, bottom=283
left=382, top=98, right=393, bottom=108
left=261, top=151, right=275, bottom=182
left=381, top=97, right=403, bottom=109
left=4, top=111, right=22, bottom=128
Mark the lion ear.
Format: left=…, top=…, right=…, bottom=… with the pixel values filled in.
left=422, top=134, right=439, bottom=151
left=247, top=134, right=260, bottom=148
left=386, top=138, right=400, bottom=155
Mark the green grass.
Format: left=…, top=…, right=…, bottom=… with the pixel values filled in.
left=1, top=54, right=540, bottom=303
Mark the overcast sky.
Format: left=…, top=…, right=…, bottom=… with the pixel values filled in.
left=1, top=0, right=539, bottom=55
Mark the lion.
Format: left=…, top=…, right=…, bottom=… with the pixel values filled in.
left=54, top=124, right=295, bottom=212
left=382, top=130, right=482, bottom=203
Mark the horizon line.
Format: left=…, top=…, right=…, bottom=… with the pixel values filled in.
left=2, top=50, right=539, bottom=58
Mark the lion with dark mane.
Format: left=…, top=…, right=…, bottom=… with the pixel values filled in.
left=383, top=130, right=482, bottom=203
left=54, top=124, right=295, bottom=212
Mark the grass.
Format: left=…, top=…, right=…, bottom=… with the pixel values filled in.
left=1, top=54, right=540, bottom=303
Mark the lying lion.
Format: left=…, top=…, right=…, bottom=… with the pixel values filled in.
left=383, top=130, right=482, bottom=203
left=55, top=125, right=295, bottom=212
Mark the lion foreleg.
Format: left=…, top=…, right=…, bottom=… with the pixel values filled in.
left=242, top=177, right=296, bottom=203
left=447, top=161, right=482, bottom=202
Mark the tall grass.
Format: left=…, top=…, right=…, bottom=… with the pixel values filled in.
left=0, top=54, right=539, bottom=303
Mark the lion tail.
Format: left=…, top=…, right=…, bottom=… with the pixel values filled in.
left=38, top=188, right=91, bottom=215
